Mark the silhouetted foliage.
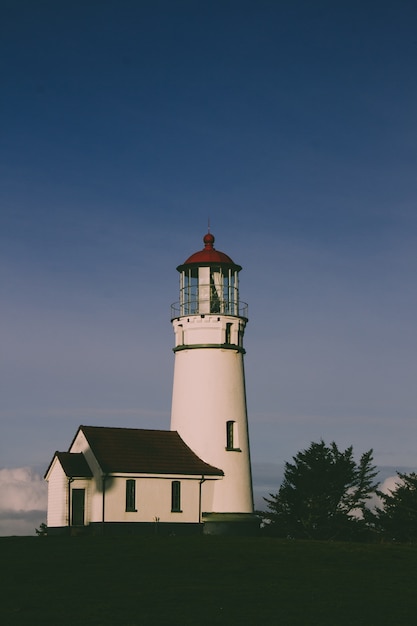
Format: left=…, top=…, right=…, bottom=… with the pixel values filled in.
left=35, top=522, right=47, bottom=536
left=262, top=440, right=378, bottom=540
left=375, top=472, right=417, bottom=542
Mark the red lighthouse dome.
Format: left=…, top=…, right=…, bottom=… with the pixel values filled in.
left=178, top=232, right=241, bottom=271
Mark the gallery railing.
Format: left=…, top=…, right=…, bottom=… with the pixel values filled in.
left=171, top=299, right=248, bottom=319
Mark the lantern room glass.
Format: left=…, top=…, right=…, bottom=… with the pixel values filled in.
left=179, top=266, right=240, bottom=316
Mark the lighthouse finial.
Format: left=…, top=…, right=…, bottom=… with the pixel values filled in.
left=208, top=216, right=210, bottom=233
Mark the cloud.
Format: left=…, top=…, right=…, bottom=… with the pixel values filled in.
left=379, top=475, right=404, bottom=495
left=366, top=473, right=405, bottom=513
left=0, top=467, right=47, bottom=536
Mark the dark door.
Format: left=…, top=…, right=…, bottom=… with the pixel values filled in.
left=71, top=488, right=85, bottom=526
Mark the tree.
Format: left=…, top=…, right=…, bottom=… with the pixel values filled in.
left=375, top=472, right=417, bottom=542
left=35, top=522, right=48, bottom=536
left=262, top=440, right=378, bottom=540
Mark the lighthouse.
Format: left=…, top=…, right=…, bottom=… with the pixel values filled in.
left=170, top=232, right=258, bottom=534
left=45, top=231, right=258, bottom=536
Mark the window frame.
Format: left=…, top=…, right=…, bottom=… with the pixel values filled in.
left=171, top=480, right=182, bottom=513
left=225, top=322, right=232, bottom=344
left=125, top=479, right=137, bottom=512
left=226, top=420, right=241, bottom=452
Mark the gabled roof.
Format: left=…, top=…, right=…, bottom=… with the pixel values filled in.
left=45, top=451, right=93, bottom=479
left=73, top=425, right=224, bottom=476
left=57, top=452, right=93, bottom=477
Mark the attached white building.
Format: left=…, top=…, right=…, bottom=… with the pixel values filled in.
left=45, top=232, right=259, bottom=535
left=45, top=426, right=223, bottom=535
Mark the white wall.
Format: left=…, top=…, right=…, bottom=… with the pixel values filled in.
left=46, top=459, right=68, bottom=527
left=171, top=317, right=254, bottom=514
left=102, top=475, right=202, bottom=523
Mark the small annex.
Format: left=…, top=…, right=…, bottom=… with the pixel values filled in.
left=45, top=425, right=223, bottom=535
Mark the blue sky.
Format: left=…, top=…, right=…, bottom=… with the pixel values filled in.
left=1, top=1, right=417, bottom=533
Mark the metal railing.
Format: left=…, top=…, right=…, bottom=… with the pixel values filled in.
left=171, top=299, right=248, bottom=319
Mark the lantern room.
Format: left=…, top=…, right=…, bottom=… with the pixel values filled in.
left=171, top=233, right=247, bottom=319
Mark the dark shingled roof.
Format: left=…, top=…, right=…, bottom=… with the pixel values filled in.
left=54, top=452, right=93, bottom=478
left=74, top=425, right=224, bottom=476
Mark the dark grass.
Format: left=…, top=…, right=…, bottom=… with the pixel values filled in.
left=1, top=536, right=417, bottom=625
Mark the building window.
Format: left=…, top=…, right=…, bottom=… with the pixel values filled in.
left=171, top=481, right=182, bottom=512
left=126, top=479, right=137, bottom=512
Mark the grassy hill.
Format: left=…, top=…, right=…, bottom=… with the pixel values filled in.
left=2, top=535, right=417, bottom=625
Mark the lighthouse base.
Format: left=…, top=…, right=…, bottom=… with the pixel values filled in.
left=202, top=512, right=260, bottom=536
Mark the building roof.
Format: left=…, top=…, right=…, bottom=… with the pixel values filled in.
left=45, top=451, right=93, bottom=479
left=75, top=425, right=224, bottom=476
left=177, top=232, right=242, bottom=271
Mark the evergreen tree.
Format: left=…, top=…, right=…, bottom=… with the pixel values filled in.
left=263, top=440, right=378, bottom=540
left=375, top=472, right=417, bottom=542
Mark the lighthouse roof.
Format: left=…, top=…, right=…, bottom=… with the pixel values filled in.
left=177, top=232, right=242, bottom=271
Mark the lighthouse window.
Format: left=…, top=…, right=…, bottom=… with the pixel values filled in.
left=226, top=421, right=235, bottom=450
left=225, top=323, right=232, bottom=344
left=171, top=481, right=182, bottom=512
left=125, top=480, right=137, bottom=512
left=226, top=421, right=241, bottom=451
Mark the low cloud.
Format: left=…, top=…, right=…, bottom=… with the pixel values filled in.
left=368, top=474, right=404, bottom=512
left=379, top=475, right=403, bottom=495
left=0, top=467, right=47, bottom=536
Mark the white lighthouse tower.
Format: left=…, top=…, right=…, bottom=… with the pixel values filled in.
left=170, top=232, right=258, bottom=534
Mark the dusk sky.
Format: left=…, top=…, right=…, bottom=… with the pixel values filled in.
left=1, top=0, right=417, bottom=534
